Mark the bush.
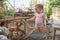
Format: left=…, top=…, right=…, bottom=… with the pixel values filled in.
left=0, top=8, right=5, bottom=19
left=44, top=0, right=60, bottom=19
left=6, top=9, right=14, bottom=16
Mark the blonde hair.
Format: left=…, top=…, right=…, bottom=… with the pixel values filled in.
left=35, top=4, right=43, bottom=9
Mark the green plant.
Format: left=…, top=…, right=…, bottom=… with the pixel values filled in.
left=0, top=0, right=7, bottom=1
left=51, top=0, right=60, bottom=6
left=6, top=9, right=14, bottom=16
left=0, top=0, right=7, bottom=19
left=30, top=0, right=37, bottom=9
left=44, top=0, right=60, bottom=19
left=0, top=8, right=5, bottom=19
left=44, top=0, right=52, bottom=19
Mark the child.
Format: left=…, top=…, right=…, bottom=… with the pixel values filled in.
left=26, top=4, right=46, bottom=32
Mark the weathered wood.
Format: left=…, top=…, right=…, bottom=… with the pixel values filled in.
left=0, top=17, right=29, bottom=28
left=53, top=27, right=60, bottom=40
left=0, top=17, right=29, bottom=21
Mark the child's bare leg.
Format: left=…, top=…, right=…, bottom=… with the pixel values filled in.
left=35, top=24, right=41, bottom=32
left=37, top=27, right=41, bottom=32
left=35, top=27, right=41, bottom=32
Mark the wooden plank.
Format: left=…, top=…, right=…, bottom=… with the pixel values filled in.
left=0, top=17, right=29, bottom=21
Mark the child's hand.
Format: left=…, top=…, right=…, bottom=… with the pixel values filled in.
left=26, top=19, right=30, bottom=22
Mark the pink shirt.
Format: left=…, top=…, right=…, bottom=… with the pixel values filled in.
left=35, top=13, right=44, bottom=25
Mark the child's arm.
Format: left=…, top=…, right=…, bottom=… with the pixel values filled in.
left=26, top=16, right=36, bottom=21
left=29, top=16, right=36, bottom=20
left=42, top=15, right=47, bottom=31
left=42, top=15, right=46, bottom=26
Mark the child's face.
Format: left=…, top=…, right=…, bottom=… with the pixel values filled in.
left=35, top=6, right=42, bottom=14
